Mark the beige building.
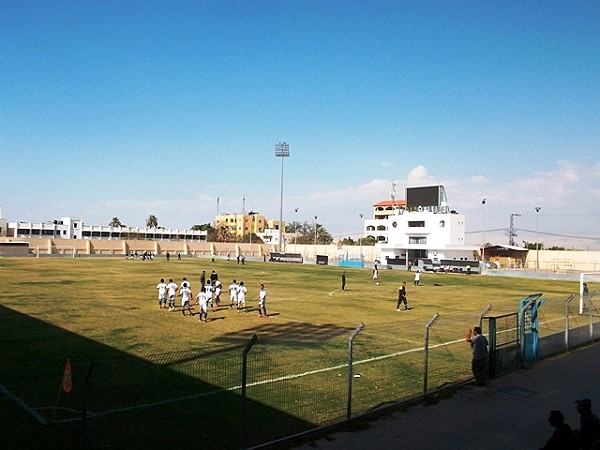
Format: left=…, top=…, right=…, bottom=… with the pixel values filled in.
left=215, top=212, right=284, bottom=244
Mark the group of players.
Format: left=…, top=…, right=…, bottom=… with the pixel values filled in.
left=155, top=272, right=268, bottom=322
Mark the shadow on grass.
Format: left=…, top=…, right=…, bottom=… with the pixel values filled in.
left=0, top=305, right=313, bottom=450
left=213, top=320, right=354, bottom=347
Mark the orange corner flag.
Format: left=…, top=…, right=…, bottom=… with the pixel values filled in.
left=62, top=359, right=73, bottom=393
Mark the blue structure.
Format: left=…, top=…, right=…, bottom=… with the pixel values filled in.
left=338, top=254, right=364, bottom=268
left=519, top=293, right=546, bottom=363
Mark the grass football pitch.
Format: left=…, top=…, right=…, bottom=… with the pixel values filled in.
left=0, top=257, right=582, bottom=449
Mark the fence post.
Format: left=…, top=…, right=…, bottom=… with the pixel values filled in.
left=80, top=361, right=93, bottom=450
left=588, top=292, right=597, bottom=343
left=564, top=295, right=575, bottom=351
left=240, top=334, right=258, bottom=450
left=346, top=322, right=365, bottom=421
left=423, top=313, right=440, bottom=399
left=519, top=298, right=536, bottom=366
left=478, top=304, right=492, bottom=329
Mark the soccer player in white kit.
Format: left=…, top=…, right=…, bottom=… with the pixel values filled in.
left=166, top=278, right=178, bottom=311
left=237, top=281, right=247, bottom=312
left=156, top=278, right=167, bottom=309
left=196, top=288, right=208, bottom=322
left=179, top=282, right=192, bottom=316
left=214, top=280, right=222, bottom=308
left=257, top=284, right=267, bottom=317
left=204, top=282, right=214, bottom=311
left=229, top=279, right=239, bottom=309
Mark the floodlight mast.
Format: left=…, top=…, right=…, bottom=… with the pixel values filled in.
left=482, top=198, right=486, bottom=271
left=275, top=142, right=290, bottom=253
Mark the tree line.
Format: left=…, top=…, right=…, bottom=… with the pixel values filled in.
left=108, top=216, right=376, bottom=245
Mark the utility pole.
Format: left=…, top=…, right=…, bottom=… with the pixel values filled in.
left=509, top=213, right=521, bottom=246
left=535, top=206, right=542, bottom=269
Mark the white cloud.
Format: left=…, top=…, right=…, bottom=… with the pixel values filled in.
left=406, top=165, right=438, bottom=186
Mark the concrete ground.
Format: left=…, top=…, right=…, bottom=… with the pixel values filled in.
left=294, top=343, right=600, bottom=450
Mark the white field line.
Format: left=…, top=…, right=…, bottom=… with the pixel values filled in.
left=0, top=384, right=48, bottom=426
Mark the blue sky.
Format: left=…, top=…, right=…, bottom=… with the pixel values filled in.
left=1, top=1, right=599, bottom=249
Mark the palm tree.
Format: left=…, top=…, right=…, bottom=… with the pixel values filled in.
left=109, top=217, right=123, bottom=227
left=215, top=225, right=231, bottom=242
left=146, top=215, right=158, bottom=229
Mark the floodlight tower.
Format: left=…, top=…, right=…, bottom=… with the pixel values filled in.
left=482, top=198, right=486, bottom=270
left=275, top=142, right=290, bottom=252
left=535, top=206, right=542, bottom=269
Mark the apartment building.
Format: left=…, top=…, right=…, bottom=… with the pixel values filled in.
left=5, top=217, right=207, bottom=241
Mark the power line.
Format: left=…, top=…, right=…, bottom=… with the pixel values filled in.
left=467, top=228, right=600, bottom=242
left=516, top=228, right=600, bottom=242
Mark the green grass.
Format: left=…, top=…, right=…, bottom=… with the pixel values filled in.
left=0, top=257, right=583, bottom=449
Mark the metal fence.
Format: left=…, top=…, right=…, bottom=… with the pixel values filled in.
left=10, top=294, right=600, bottom=449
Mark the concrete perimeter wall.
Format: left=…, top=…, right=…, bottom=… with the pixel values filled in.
left=0, top=237, right=380, bottom=263
left=539, top=321, right=600, bottom=359
left=1, top=237, right=598, bottom=270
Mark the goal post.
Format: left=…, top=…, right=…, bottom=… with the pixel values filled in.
left=55, top=246, right=77, bottom=258
left=580, top=272, right=600, bottom=314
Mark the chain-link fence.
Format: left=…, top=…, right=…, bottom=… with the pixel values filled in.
left=7, top=296, right=600, bottom=449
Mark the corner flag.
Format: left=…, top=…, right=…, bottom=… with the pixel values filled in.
left=62, top=359, right=73, bottom=393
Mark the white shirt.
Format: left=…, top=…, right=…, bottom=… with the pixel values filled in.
left=229, top=283, right=239, bottom=299
left=166, top=282, right=178, bottom=297
left=197, top=290, right=208, bottom=306
left=156, top=282, right=167, bottom=299
left=180, top=286, right=192, bottom=304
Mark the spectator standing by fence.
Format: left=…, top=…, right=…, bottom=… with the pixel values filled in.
left=467, top=326, right=488, bottom=386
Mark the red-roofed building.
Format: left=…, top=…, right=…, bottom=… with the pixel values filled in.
left=364, top=185, right=480, bottom=271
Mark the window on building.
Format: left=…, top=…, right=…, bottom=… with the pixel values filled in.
left=409, top=237, right=427, bottom=244
left=408, top=221, right=425, bottom=227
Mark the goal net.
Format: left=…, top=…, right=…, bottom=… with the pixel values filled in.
left=580, top=272, right=600, bottom=315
